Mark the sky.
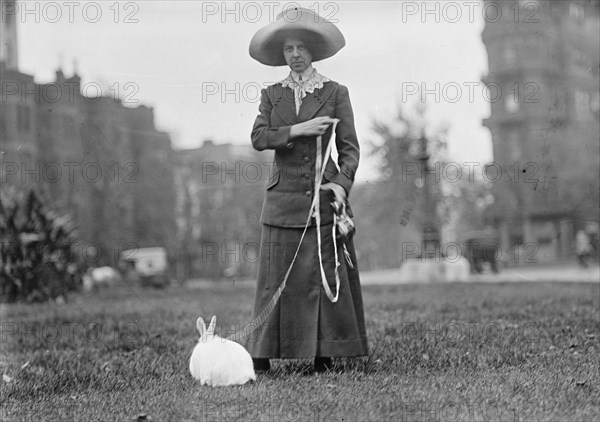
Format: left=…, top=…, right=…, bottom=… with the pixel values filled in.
left=14, top=0, right=493, bottom=182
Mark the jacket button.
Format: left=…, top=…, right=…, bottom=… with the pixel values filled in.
left=303, top=173, right=310, bottom=179
left=303, top=156, right=309, bottom=162
left=305, top=190, right=311, bottom=197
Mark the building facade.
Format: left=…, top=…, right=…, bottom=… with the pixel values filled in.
left=1, top=16, right=177, bottom=268
left=173, top=141, right=269, bottom=281
left=482, top=0, right=600, bottom=262
left=0, top=0, right=18, bottom=71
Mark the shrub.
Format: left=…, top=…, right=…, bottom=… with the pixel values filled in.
left=0, top=187, right=84, bottom=303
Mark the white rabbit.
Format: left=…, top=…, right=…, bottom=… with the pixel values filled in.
left=189, top=315, right=256, bottom=386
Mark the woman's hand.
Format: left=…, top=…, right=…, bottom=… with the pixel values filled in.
left=290, top=116, right=338, bottom=138
left=320, top=182, right=347, bottom=208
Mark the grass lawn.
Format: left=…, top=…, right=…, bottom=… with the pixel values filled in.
left=1, top=281, right=598, bottom=421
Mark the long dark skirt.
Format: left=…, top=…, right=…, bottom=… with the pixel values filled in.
left=245, top=222, right=369, bottom=359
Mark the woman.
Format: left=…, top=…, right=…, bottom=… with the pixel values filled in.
left=246, top=7, right=368, bottom=372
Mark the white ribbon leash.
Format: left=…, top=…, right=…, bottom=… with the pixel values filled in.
left=314, top=124, right=342, bottom=303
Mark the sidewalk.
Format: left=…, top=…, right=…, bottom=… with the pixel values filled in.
left=360, top=263, right=600, bottom=285
left=478, top=263, right=600, bottom=283
left=185, top=264, right=599, bottom=288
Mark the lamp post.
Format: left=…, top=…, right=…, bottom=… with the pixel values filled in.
left=416, top=131, right=441, bottom=259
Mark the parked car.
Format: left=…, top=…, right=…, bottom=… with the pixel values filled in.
left=120, top=247, right=169, bottom=287
left=461, top=230, right=501, bottom=274
left=82, top=266, right=121, bottom=291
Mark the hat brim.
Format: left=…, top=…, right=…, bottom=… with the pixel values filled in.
left=249, top=10, right=345, bottom=66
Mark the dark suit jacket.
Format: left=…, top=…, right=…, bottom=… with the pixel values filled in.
left=251, top=80, right=360, bottom=228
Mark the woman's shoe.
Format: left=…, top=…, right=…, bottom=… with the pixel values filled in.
left=314, top=357, right=332, bottom=373
left=252, top=358, right=270, bottom=372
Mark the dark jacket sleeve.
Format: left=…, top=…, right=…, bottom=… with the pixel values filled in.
left=251, top=88, right=292, bottom=151
left=329, top=84, right=360, bottom=195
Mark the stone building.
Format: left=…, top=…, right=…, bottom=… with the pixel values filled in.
left=0, top=0, right=18, bottom=71
left=482, top=0, right=600, bottom=262
left=1, top=1, right=176, bottom=267
left=0, top=65, right=177, bottom=266
left=173, top=140, right=268, bottom=280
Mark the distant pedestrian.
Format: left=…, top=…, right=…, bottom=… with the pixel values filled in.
left=575, top=230, right=591, bottom=268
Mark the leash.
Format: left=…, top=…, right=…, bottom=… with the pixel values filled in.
left=226, top=119, right=342, bottom=344
left=314, top=129, right=342, bottom=302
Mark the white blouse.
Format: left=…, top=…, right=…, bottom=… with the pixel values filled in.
left=279, top=66, right=331, bottom=115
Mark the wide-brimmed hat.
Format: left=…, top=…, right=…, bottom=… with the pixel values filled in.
left=249, top=7, right=345, bottom=66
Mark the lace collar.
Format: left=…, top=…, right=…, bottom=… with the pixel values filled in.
left=279, top=67, right=330, bottom=98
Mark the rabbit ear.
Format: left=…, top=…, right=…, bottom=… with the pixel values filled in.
left=196, top=317, right=206, bottom=338
left=207, top=315, right=217, bottom=335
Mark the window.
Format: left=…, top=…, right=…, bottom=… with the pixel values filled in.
left=508, top=131, right=521, bottom=162
left=575, top=90, right=590, bottom=119
left=590, top=92, right=599, bottom=114
left=505, top=94, right=520, bottom=113
left=569, top=3, right=585, bottom=20
left=549, top=88, right=562, bottom=113
left=17, top=105, right=31, bottom=132
left=503, top=46, right=516, bottom=65
left=0, top=113, right=5, bottom=139
left=510, top=235, right=524, bottom=248
left=572, top=49, right=587, bottom=68
left=63, top=115, right=76, bottom=138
